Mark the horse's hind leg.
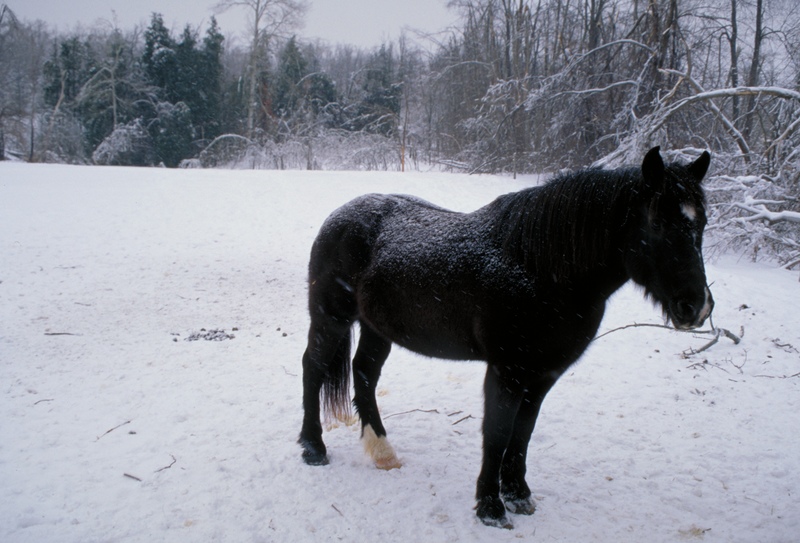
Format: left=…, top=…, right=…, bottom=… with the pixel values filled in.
left=299, top=316, right=353, bottom=466
left=352, top=324, right=400, bottom=470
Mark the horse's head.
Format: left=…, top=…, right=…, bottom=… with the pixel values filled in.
left=626, top=146, right=714, bottom=330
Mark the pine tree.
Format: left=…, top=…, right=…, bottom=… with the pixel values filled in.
left=355, top=44, right=401, bottom=136
left=273, top=36, right=308, bottom=119
left=197, top=17, right=225, bottom=141
left=149, top=101, right=194, bottom=167
left=142, top=13, right=177, bottom=98
left=43, top=36, right=93, bottom=109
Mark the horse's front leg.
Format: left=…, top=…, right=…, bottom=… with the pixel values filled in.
left=499, top=380, right=554, bottom=516
left=476, top=363, right=525, bottom=529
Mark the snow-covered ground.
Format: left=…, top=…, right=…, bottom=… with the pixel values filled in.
left=1, top=162, right=798, bottom=543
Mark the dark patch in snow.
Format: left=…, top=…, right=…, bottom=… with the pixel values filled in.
left=184, top=328, right=236, bottom=341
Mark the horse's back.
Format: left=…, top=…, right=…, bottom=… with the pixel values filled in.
left=308, top=193, right=456, bottom=300
left=312, top=192, right=459, bottom=260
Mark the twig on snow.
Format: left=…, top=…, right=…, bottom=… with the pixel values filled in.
left=593, top=321, right=741, bottom=357
left=331, top=504, right=345, bottom=517
left=593, top=322, right=674, bottom=341
left=155, top=454, right=177, bottom=473
left=95, top=420, right=132, bottom=442
left=123, top=473, right=142, bottom=482
left=685, top=359, right=730, bottom=373
left=385, top=408, right=439, bottom=419
left=452, top=414, right=475, bottom=426
left=753, top=372, right=800, bottom=379
left=682, top=327, right=742, bottom=357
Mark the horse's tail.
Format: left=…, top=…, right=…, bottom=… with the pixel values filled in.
left=320, top=329, right=353, bottom=423
left=311, top=194, right=395, bottom=425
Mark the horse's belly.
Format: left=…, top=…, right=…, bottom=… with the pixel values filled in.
left=390, top=329, right=483, bottom=360
left=357, top=286, right=485, bottom=360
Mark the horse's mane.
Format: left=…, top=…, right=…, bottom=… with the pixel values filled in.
left=494, top=167, right=641, bottom=282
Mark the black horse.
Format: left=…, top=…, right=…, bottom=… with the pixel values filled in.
left=298, top=146, right=713, bottom=528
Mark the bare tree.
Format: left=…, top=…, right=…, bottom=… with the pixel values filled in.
left=214, top=0, right=308, bottom=138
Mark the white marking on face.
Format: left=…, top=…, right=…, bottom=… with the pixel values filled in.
left=362, top=424, right=402, bottom=470
left=681, top=203, right=697, bottom=222
left=697, top=286, right=713, bottom=324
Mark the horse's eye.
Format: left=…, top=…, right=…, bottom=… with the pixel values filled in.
left=650, top=219, right=662, bottom=233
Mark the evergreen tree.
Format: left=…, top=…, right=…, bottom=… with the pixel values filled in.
left=353, top=44, right=401, bottom=136
left=174, top=26, right=200, bottom=104
left=43, top=36, right=94, bottom=109
left=141, top=15, right=226, bottom=164
left=149, top=101, right=194, bottom=167
left=197, top=17, right=225, bottom=141
left=271, top=36, right=337, bottom=134
left=273, top=36, right=308, bottom=119
left=142, top=13, right=177, bottom=98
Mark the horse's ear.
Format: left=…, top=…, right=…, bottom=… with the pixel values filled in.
left=688, top=151, right=711, bottom=182
left=641, top=146, right=665, bottom=191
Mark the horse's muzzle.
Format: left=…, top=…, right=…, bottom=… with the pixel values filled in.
left=672, top=286, right=714, bottom=330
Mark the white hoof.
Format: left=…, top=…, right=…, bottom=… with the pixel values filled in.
left=362, top=424, right=402, bottom=470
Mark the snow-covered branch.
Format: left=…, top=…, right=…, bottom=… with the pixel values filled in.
left=552, top=80, right=639, bottom=98
left=732, top=202, right=800, bottom=224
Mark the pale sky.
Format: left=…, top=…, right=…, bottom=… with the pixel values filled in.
left=8, top=0, right=458, bottom=49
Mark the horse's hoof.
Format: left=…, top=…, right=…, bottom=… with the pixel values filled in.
left=302, top=450, right=329, bottom=466
left=362, top=424, right=402, bottom=470
left=300, top=443, right=329, bottom=466
left=504, top=496, right=536, bottom=516
left=374, top=455, right=402, bottom=470
left=476, top=497, right=513, bottom=529
left=479, top=514, right=514, bottom=530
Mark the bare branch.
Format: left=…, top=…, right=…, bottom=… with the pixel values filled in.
left=154, top=454, right=177, bottom=473
left=593, top=322, right=674, bottom=341
left=551, top=80, right=640, bottom=99
left=385, top=408, right=439, bottom=419
left=594, top=323, right=741, bottom=357
left=95, top=420, right=132, bottom=442
left=732, top=203, right=800, bottom=224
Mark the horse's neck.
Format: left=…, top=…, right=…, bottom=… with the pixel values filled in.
left=492, top=179, right=633, bottom=292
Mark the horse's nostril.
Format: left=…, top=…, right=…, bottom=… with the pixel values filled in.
left=676, top=301, right=695, bottom=321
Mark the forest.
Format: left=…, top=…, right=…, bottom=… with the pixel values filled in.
left=1, top=0, right=799, bottom=265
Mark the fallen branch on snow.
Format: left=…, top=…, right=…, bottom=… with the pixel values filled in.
left=593, top=322, right=742, bottom=356
left=452, top=414, right=475, bottom=426
left=384, top=408, right=439, bottom=419
left=155, top=454, right=177, bottom=473
left=95, top=420, right=132, bottom=442
left=681, top=327, right=743, bottom=357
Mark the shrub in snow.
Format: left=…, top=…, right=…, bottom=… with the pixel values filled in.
left=92, top=119, right=155, bottom=166
left=706, top=171, right=800, bottom=268
left=197, top=130, right=402, bottom=171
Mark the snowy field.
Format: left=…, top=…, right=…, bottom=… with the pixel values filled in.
left=1, top=162, right=798, bottom=543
